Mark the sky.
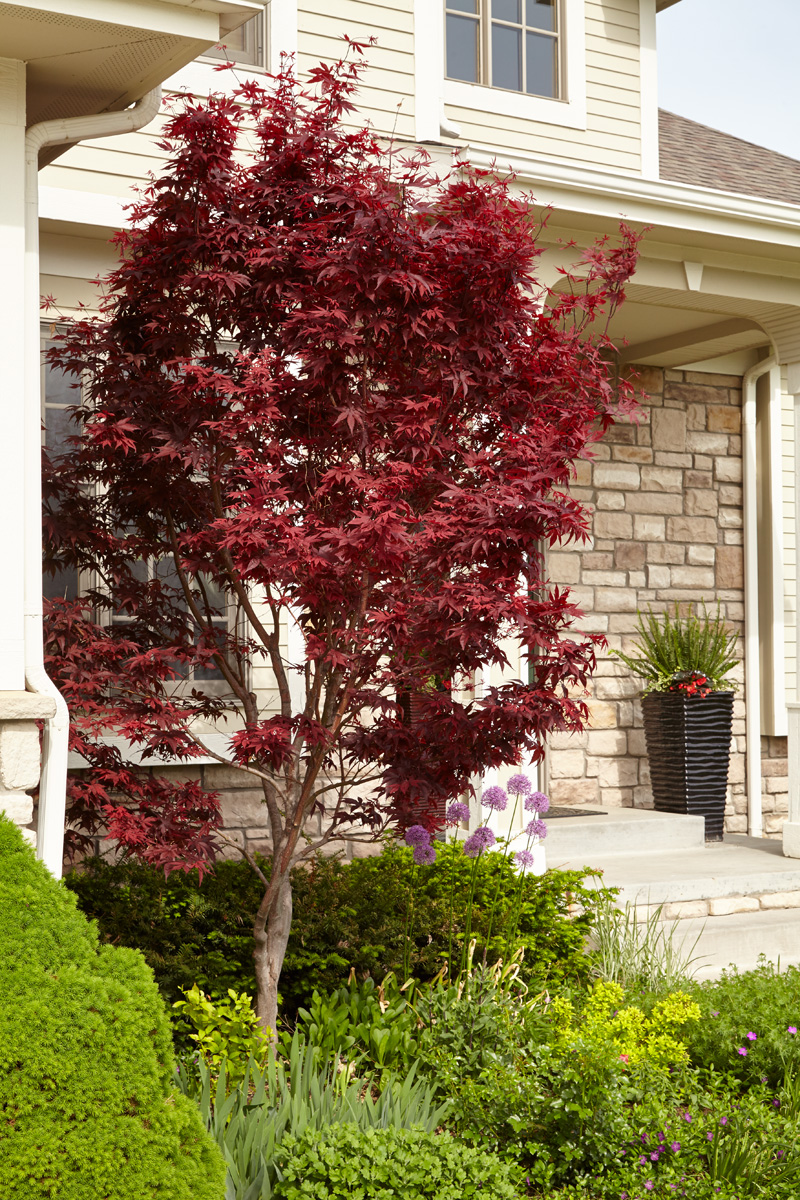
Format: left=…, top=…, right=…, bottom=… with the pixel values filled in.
left=657, top=0, right=800, bottom=162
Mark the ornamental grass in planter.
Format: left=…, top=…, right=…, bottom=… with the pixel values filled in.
left=615, top=605, right=739, bottom=841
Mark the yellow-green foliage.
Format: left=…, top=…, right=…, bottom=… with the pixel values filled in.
left=0, top=817, right=225, bottom=1200
left=173, top=985, right=270, bottom=1087
left=550, top=981, right=700, bottom=1070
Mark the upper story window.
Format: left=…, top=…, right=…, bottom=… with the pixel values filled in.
left=445, top=0, right=559, bottom=99
left=204, top=8, right=266, bottom=69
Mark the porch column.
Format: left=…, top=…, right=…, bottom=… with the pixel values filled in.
left=783, top=364, right=800, bottom=857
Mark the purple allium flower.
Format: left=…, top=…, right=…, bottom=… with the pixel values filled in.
left=515, top=849, right=535, bottom=869
left=463, top=826, right=496, bottom=857
left=737, top=1047, right=748, bottom=1056
left=746, top=1031, right=757, bottom=1041
left=481, top=785, right=508, bottom=812
left=525, top=818, right=547, bottom=840
left=789, top=1026, right=797, bottom=1035
left=507, top=773, right=532, bottom=796
left=404, top=824, right=430, bottom=848
left=670, top=1142, right=681, bottom=1153
left=413, top=843, right=437, bottom=866
left=524, top=790, right=550, bottom=814
left=446, top=800, right=471, bottom=826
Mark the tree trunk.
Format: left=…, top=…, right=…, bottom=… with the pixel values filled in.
left=253, top=870, right=293, bottom=1037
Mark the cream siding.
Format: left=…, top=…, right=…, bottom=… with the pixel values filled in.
left=446, top=0, right=643, bottom=174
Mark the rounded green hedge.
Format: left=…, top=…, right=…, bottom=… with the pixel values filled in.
left=273, top=1125, right=520, bottom=1199
left=0, top=816, right=225, bottom=1200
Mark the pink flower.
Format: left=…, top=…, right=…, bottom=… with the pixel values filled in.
left=789, top=1026, right=797, bottom=1035
left=746, top=1031, right=757, bottom=1041
left=737, top=1047, right=748, bottom=1056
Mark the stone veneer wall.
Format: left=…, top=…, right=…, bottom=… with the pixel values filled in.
left=545, top=366, right=789, bottom=837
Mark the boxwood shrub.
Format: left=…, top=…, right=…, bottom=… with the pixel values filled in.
left=0, top=816, right=225, bottom=1200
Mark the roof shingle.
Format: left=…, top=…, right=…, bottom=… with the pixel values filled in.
left=658, top=109, right=800, bottom=207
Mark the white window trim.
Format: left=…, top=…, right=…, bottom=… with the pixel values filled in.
left=442, top=0, right=586, bottom=130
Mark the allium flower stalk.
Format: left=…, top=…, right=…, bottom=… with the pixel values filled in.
left=463, top=826, right=496, bottom=857
left=507, top=774, right=532, bottom=796
left=524, top=791, right=550, bottom=814
left=481, top=785, right=508, bottom=812
left=445, top=800, right=471, bottom=826
left=404, top=824, right=430, bottom=848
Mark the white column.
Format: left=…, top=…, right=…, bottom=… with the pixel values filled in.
left=268, top=0, right=298, bottom=69
left=413, top=0, right=448, bottom=142
left=783, top=366, right=800, bottom=856
left=0, top=59, right=28, bottom=691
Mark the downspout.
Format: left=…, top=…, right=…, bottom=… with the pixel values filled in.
left=742, top=354, right=776, bottom=839
left=25, top=88, right=162, bottom=878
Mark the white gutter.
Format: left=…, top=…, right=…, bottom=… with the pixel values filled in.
left=25, top=88, right=162, bottom=879
left=743, top=355, right=776, bottom=839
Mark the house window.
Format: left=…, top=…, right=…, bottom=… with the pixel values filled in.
left=445, top=0, right=559, bottom=99
left=203, top=9, right=266, bottom=68
left=42, top=337, right=80, bottom=603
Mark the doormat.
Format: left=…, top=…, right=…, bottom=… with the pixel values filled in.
left=544, top=807, right=607, bottom=819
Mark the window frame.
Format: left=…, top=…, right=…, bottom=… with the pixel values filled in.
left=442, top=0, right=587, bottom=131
left=201, top=6, right=268, bottom=71
left=445, top=0, right=562, bottom=101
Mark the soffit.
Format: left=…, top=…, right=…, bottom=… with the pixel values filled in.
left=0, top=0, right=256, bottom=125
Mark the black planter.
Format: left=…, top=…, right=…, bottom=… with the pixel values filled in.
left=641, top=690, right=734, bottom=841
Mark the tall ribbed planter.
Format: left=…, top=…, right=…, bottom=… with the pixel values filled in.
left=641, top=690, right=734, bottom=841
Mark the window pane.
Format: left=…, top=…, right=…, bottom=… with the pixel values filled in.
left=492, top=23, right=522, bottom=91
left=448, top=0, right=477, bottom=11
left=205, top=14, right=261, bottom=65
left=44, top=566, right=79, bottom=603
left=526, top=0, right=556, bottom=31
left=492, top=0, right=520, bottom=21
left=526, top=31, right=557, bottom=96
left=446, top=13, right=479, bottom=82
left=43, top=406, right=74, bottom=453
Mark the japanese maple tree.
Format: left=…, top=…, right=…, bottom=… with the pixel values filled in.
left=43, top=51, right=638, bottom=1032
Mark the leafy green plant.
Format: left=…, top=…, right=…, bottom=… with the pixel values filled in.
left=65, top=843, right=611, bottom=1021
left=0, top=815, right=225, bottom=1200
left=614, top=603, right=739, bottom=694
left=272, top=1125, right=519, bottom=1199
left=685, top=958, right=800, bottom=1086
left=174, top=985, right=270, bottom=1087
left=292, top=973, right=419, bottom=1074
left=178, top=1032, right=450, bottom=1199
left=589, top=893, right=706, bottom=991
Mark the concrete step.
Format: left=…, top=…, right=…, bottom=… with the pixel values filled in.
left=543, top=806, right=705, bottom=858
left=673, top=908, right=800, bottom=980
left=552, top=836, right=800, bottom=909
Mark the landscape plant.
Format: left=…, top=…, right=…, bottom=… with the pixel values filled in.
left=44, top=49, right=638, bottom=1032
left=614, top=602, right=739, bottom=695
left=0, top=815, right=225, bottom=1200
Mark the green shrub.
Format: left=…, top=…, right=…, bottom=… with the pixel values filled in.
left=173, top=984, right=270, bottom=1088
left=292, top=973, right=420, bottom=1073
left=0, top=816, right=225, bottom=1200
left=273, top=1125, right=519, bottom=1199
left=181, top=1033, right=450, bottom=1198
left=685, top=958, right=800, bottom=1086
left=65, top=841, right=611, bottom=1018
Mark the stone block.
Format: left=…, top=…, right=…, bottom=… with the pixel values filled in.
left=549, top=749, right=588, bottom=778
left=708, top=405, right=741, bottom=433
left=716, top=545, right=744, bottom=589
left=760, top=890, right=800, bottom=909
left=219, top=790, right=271, bottom=827
left=596, top=492, right=626, bottom=510
left=626, top=492, right=684, bottom=515
left=634, top=515, right=666, bottom=541
left=0, top=794, right=34, bottom=825
left=762, top=757, right=789, bottom=777
left=719, top=507, right=743, bottom=529
left=708, top=896, right=759, bottom=916
left=601, top=787, right=633, bottom=807
left=662, top=900, right=709, bottom=920
left=723, top=529, right=743, bottom=545
left=685, top=489, right=719, bottom=517
left=715, top=457, right=743, bottom=483
left=685, top=470, right=713, bottom=488
left=594, top=462, right=641, bottom=490
left=597, top=757, right=639, bottom=788
left=594, top=587, right=637, bottom=613
left=548, top=551, right=581, bottom=584
left=549, top=728, right=588, bottom=750
left=627, top=728, right=647, bottom=756
left=651, top=407, right=686, bottom=452
left=671, top=566, right=716, bottom=588
left=718, top=484, right=743, bottom=507
left=654, top=452, right=693, bottom=468
left=633, top=784, right=653, bottom=806
left=605, top=424, right=638, bottom=445
left=666, top=516, right=718, bottom=543
left=647, top=565, right=672, bottom=589
left=724, top=813, right=747, bottom=833
left=640, top=466, right=684, bottom=493
left=647, top=542, right=685, bottom=564
left=624, top=364, right=664, bottom=393
left=687, top=544, right=716, bottom=566
left=686, top=403, right=707, bottom=431
left=205, top=763, right=261, bottom=790
left=0, top=721, right=41, bottom=793
left=594, top=676, right=640, bottom=701
left=766, top=776, right=789, bottom=793
left=548, top=778, right=599, bottom=805
left=588, top=700, right=620, bottom=729
left=594, top=512, right=633, bottom=539
left=615, top=542, right=646, bottom=569
left=666, top=382, right=725, bottom=405
left=686, top=431, right=729, bottom=456
left=613, top=445, right=653, bottom=464
left=587, top=729, right=628, bottom=756
left=693, top=454, right=713, bottom=470
left=572, top=459, right=593, bottom=486
left=583, top=570, right=628, bottom=587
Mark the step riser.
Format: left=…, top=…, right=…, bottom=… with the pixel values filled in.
left=547, top=814, right=705, bottom=857
left=669, top=913, right=800, bottom=980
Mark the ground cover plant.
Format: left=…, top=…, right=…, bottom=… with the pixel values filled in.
left=0, top=815, right=224, bottom=1200
left=43, top=47, right=638, bottom=1032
